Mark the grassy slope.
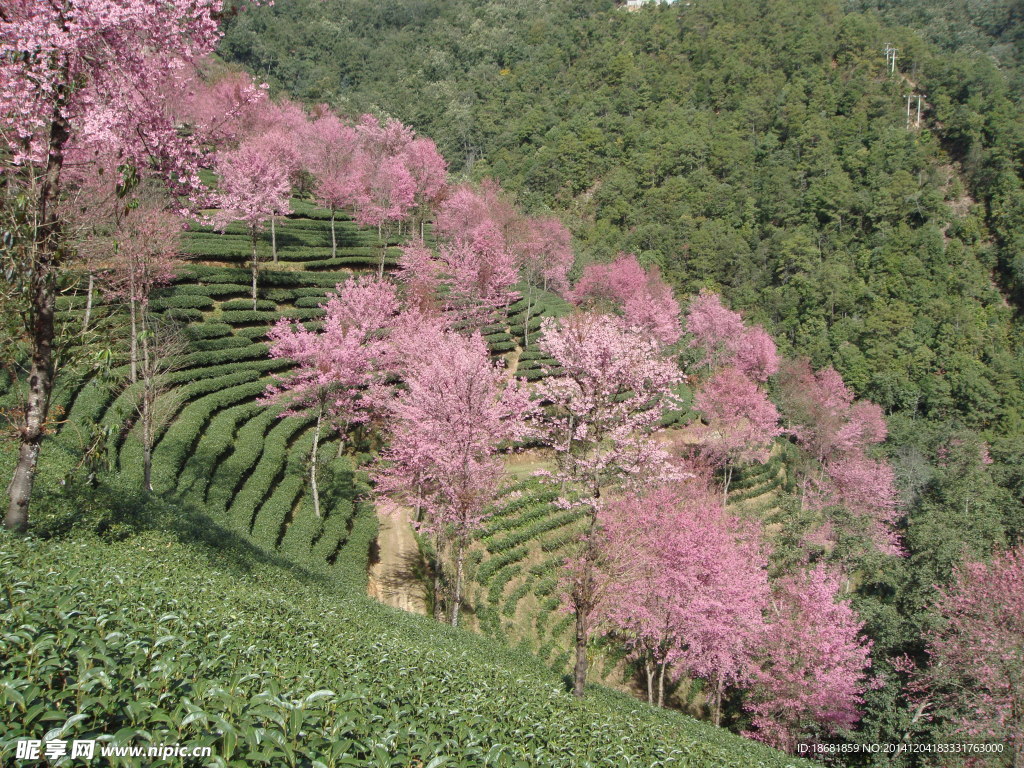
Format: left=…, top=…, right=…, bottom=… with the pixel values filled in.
left=0, top=499, right=813, bottom=767
left=2, top=202, right=816, bottom=766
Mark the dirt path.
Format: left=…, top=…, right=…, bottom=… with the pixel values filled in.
left=367, top=502, right=428, bottom=615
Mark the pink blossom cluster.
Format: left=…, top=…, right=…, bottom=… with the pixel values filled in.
left=571, top=253, right=682, bottom=347
left=403, top=180, right=574, bottom=324
left=0, top=0, right=268, bottom=203
left=780, top=360, right=901, bottom=554
left=685, top=290, right=779, bottom=381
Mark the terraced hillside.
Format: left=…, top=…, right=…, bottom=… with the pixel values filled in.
left=461, top=439, right=793, bottom=694
left=43, top=203, right=577, bottom=585
left=34, top=201, right=804, bottom=717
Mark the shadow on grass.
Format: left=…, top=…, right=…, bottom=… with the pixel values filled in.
left=30, top=476, right=335, bottom=592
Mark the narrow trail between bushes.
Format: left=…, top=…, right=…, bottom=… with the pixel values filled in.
left=367, top=502, right=428, bottom=616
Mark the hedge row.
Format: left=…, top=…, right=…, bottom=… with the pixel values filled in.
left=149, top=294, right=215, bottom=310
left=183, top=322, right=233, bottom=340
left=250, top=429, right=313, bottom=551
left=221, top=298, right=278, bottom=311
left=486, top=509, right=580, bottom=556
left=228, top=415, right=312, bottom=535
left=218, top=309, right=324, bottom=325
left=174, top=401, right=265, bottom=507
left=487, top=564, right=522, bottom=606
left=149, top=380, right=268, bottom=491
left=476, top=544, right=530, bottom=584
left=188, top=335, right=253, bottom=352
left=205, top=409, right=279, bottom=521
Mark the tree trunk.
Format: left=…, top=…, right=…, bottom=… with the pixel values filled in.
left=141, top=322, right=153, bottom=492
left=523, top=287, right=533, bottom=348
left=83, top=272, right=94, bottom=332
left=270, top=216, right=277, bottom=262
left=645, top=658, right=655, bottom=705
left=723, top=463, right=733, bottom=506
left=432, top=558, right=445, bottom=622
left=310, top=406, right=323, bottom=518
left=573, top=606, right=589, bottom=697
left=330, top=210, right=337, bottom=258
left=142, top=444, right=153, bottom=492
left=378, top=245, right=385, bottom=279
left=712, top=674, right=724, bottom=727
left=250, top=229, right=259, bottom=311
left=449, top=538, right=466, bottom=627
left=129, top=299, right=139, bottom=383
left=657, top=661, right=667, bottom=708
left=6, top=102, right=69, bottom=532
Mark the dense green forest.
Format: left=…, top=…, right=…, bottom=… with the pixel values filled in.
left=218, top=0, right=1024, bottom=758
left=222, top=0, right=1024, bottom=427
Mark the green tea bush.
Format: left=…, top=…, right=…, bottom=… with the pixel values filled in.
left=184, top=322, right=233, bottom=340
left=189, top=335, right=253, bottom=352
left=221, top=299, right=278, bottom=311
left=149, top=295, right=215, bottom=310
left=160, top=307, right=205, bottom=323
left=228, top=416, right=311, bottom=534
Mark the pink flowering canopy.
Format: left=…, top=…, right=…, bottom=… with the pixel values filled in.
left=214, top=140, right=292, bottom=232
left=597, top=479, right=769, bottom=695
left=375, top=330, right=531, bottom=540
left=306, top=112, right=368, bottom=213
left=915, top=546, right=1024, bottom=758
left=96, top=202, right=181, bottom=307
left=402, top=136, right=449, bottom=212
left=262, top=276, right=402, bottom=429
left=0, top=0, right=265, bottom=201
left=435, top=180, right=520, bottom=253
left=572, top=253, right=682, bottom=347
left=168, top=67, right=269, bottom=151
left=684, top=290, right=779, bottom=381
left=692, top=365, right=783, bottom=468
left=518, top=216, right=575, bottom=295
left=353, top=153, right=416, bottom=229
left=533, top=312, right=684, bottom=505
left=437, top=239, right=521, bottom=323
left=744, top=564, right=875, bottom=754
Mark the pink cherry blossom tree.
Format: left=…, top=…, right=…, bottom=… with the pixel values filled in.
left=434, top=180, right=520, bottom=251
left=169, top=67, right=268, bottom=151
left=0, top=0, right=264, bottom=530
left=692, top=365, right=783, bottom=501
left=305, top=112, right=367, bottom=257
left=517, top=215, right=574, bottom=347
left=99, top=200, right=182, bottom=383
left=263, top=277, right=400, bottom=518
left=598, top=478, right=769, bottom=717
left=777, top=359, right=901, bottom=555
left=684, top=290, right=779, bottom=381
left=402, top=136, right=448, bottom=240
left=572, top=253, right=682, bottom=347
left=744, top=564, right=875, bottom=754
left=375, top=330, right=531, bottom=626
left=247, top=100, right=309, bottom=261
left=396, top=242, right=442, bottom=313
left=908, top=546, right=1024, bottom=766
left=532, top=312, right=684, bottom=697
left=354, top=154, right=416, bottom=277
left=438, top=239, right=521, bottom=325
left=214, top=141, right=292, bottom=310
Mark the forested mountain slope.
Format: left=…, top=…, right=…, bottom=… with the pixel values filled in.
left=222, top=0, right=1024, bottom=443
left=219, top=2, right=1024, bottom=757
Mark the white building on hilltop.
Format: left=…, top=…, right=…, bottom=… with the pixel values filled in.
left=625, top=0, right=680, bottom=8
